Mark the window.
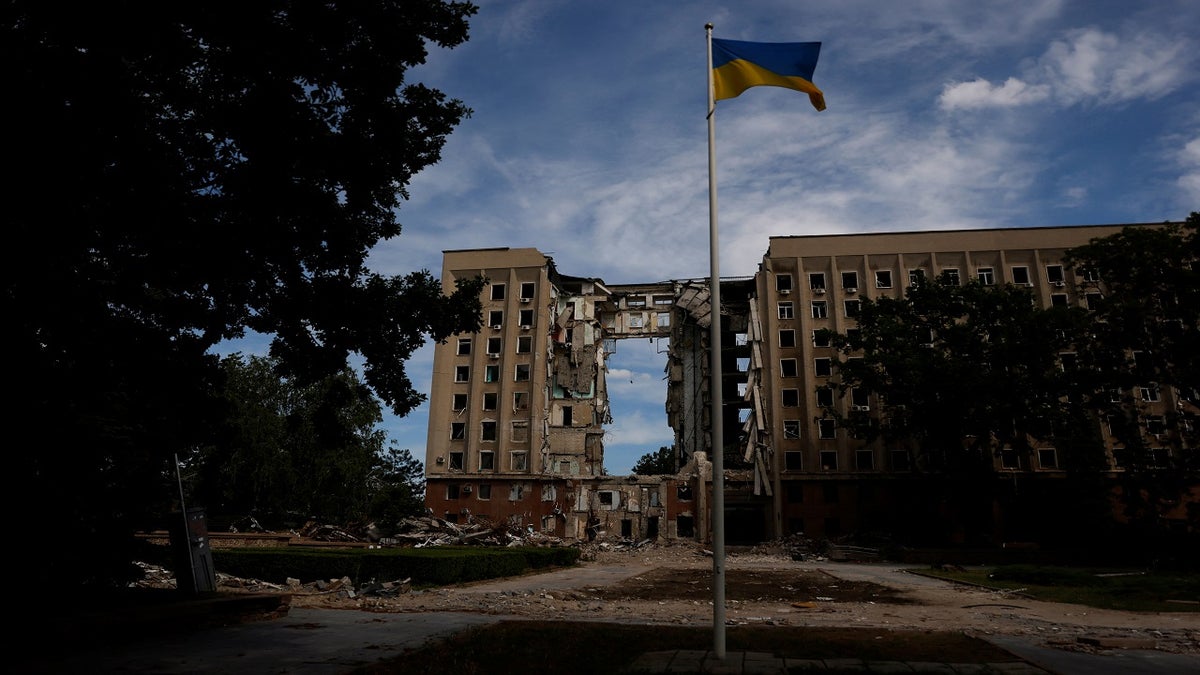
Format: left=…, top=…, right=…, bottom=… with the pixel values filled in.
left=477, top=484, right=492, bottom=499
left=811, top=301, right=827, bottom=318
left=781, top=389, right=800, bottom=407
left=1081, top=267, right=1101, bottom=282
left=780, top=359, right=798, bottom=377
left=890, top=449, right=910, bottom=470
left=481, top=421, right=497, bottom=442
left=1059, top=352, right=1078, bottom=371
left=844, top=300, right=861, bottom=317
left=482, top=392, right=497, bottom=410
left=785, top=451, right=803, bottom=471
left=657, top=312, right=671, bottom=328
left=511, top=452, right=528, bottom=472
left=1140, top=385, right=1160, bottom=402
left=479, top=451, right=495, bottom=471
left=484, top=364, right=499, bottom=382
left=812, top=330, right=831, bottom=348
left=486, top=337, right=501, bottom=354
left=818, top=418, right=836, bottom=439
left=558, top=460, right=571, bottom=475
left=1001, top=447, right=1020, bottom=468
left=873, top=270, right=892, bottom=289
left=1050, top=293, right=1069, bottom=307
left=786, top=484, right=803, bottom=503
left=450, top=422, right=465, bottom=440
left=778, top=302, right=794, bottom=319
left=1011, top=266, right=1031, bottom=286
left=509, top=483, right=525, bottom=500
left=851, top=387, right=869, bottom=408
left=519, top=309, right=534, bottom=326
left=841, top=271, right=858, bottom=291
left=452, top=393, right=468, bottom=411
left=628, top=314, right=644, bottom=328
left=447, top=484, right=460, bottom=499
left=515, top=364, right=530, bottom=381
left=517, top=336, right=532, bottom=353
left=677, top=485, right=693, bottom=501
left=1046, top=265, right=1065, bottom=284
left=457, top=338, right=472, bottom=355
left=1084, top=293, right=1101, bottom=310
left=855, top=450, right=874, bottom=470
left=816, top=388, right=834, bottom=407
left=520, top=281, right=536, bottom=300
left=513, top=392, right=529, bottom=411
left=779, top=329, right=796, bottom=348
left=908, top=269, right=925, bottom=286
left=1149, top=448, right=1171, bottom=469
left=943, top=268, right=960, bottom=285
left=809, top=273, right=826, bottom=290
left=511, top=420, right=529, bottom=442
left=448, top=452, right=464, bottom=471
left=491, top=283, right=506, bottom=300
left=488, top=310, right=503, bottom=326
left=561, top=406, right=573, bottom=426
left=776, top=274, right=793, bottom=293
left=1038, top=448, right=1058, bottom=469
left=654, top=295, right=673, bottom=306
left=814, top=357, right=832, bottom=377
left=783, top=420, right=801, bottom=439
left=820, top=450, right=838, bottom=470
left=977, top=267, right=994, bottom=285
left=846, top=328, right=860, bottom=343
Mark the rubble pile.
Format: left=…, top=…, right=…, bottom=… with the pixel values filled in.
left=389, top=515, right=570, bottom=548
left=747, top=533, right=828, bottom=561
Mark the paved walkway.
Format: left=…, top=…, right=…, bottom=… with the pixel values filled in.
left=624, top=649, right=1051, bottom=673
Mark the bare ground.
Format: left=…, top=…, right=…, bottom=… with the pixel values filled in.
left=285, top=540, right=1200, bottom=657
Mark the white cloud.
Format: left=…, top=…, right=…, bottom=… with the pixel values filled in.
left=939, top=77, right=1050, bottom=110
left=1178, top=135, right=1200, bottom=206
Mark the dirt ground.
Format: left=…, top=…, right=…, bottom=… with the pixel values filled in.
left=281, top=540, right=1200, bottom=657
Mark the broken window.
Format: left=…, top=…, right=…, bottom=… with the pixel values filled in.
left=599, top=491, right=615, bottom=507
left=780, top=359, right=798, bottom=378
left=449, top=451, right=464, bottom=470
left=511, top=452, right=528, bottom=472
left=816, top=388, right=833, bottom=407
left=778, top=302, right=794, bottom=319
left=814, top=357, right=832, bottom=377
left=457, top=338, right=471, bottom=355
left=491, top=283, right=506, bottom=300
left=844, top=300, right=860, bottom=317
left=1140, top=386, right=1160, bottom=402
left=1146, top=415, right=1166, bottom=436
left=628, top=314, right=645, bottom=328
left=657, top=312, right=671, bottom=328
left=1046, top=265, right=1065, bottom=284
left=509, top=483, right=524, bottom=500
left=454, top=365, right=470, bottom=382
left=785, top=451, right=803, bottom=471
left=627, top=295, right=646, bottom=307
left=542, top=485, right=556, bottom=501
left=621, top=519, right=633, bottom=537
left=1081, top=267, right=1101, bottom=282
left=809, top=272, right=825, bottom=290
left=875, top=270, right=892, bottom=288
left=818, top=418, right=836, bottom=439
left=513, top=392, right=529, bottom=411
left=479, top=451, right=495, bottom=471
left=517, top=336, right=532, bottom=353
left=561, top=406, right=573, bottom=426
left=820, top=449, right=838, bottom=470
left=783, top=420, right=801, bottom=439
left=511, top=420, right=529, bottom=442
left=482, top=392, right=497, bottom=410
left=1011, top=266, right=1030, bottom=286
left=477, top=484, right=492, bottom=500
left=677, top=516, right=695, bottom=538
left=943, top=268, right=960, bottom=286
left=450, top=422, right=465, bottom=440
left=841, top=271, right=858, bottom=291
left=811, top=301, right=827, bottom=319
left=1051, top=293, right=1068, bottom=307
left=855, top=450, right=874, bottom=470
left=514, top=364, right=530, bottom=381
left=481, top=421, right=497, bottom=442
left=654, top=295, right=674, bottom=306
left=776, top=274, right=793, bottom=293
left=977, top=267, right=995, bottom=285
left=812, top=330, right=830, bottom=348
left=452, top=393, right=468, bottom=411
left=908, top=269, right=925, bottom=287
left=559, top=460, right=571, bottom=474
left=484, top=364, right=499, bottom=382
left=520, top=281, right=536, bottom=300
left=781, top=388, right=800, bottom=407
left=779, top=329, right=796, bottom=348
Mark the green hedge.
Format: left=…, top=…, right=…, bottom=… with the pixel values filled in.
left=211, top=545, right=580, bottom=587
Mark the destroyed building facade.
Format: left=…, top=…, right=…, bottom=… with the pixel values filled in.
left=425, top=224, right=1197, bottom=545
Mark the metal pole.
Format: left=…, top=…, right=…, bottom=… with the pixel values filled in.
left=175, top=453, right=198, bottom=595
left=704, top=22, right=726, bottom=660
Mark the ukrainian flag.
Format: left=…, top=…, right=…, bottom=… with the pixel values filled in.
left=712, top=38, right=825, bottom=111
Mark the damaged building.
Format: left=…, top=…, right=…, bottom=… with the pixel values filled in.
left=425, top=224, right=1198, bottom=545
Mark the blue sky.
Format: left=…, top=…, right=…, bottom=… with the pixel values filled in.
left=222, top=0, right=1200, bottom=475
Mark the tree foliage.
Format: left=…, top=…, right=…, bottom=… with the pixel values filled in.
left=632, top=446, right=677, bottom=475
left=6, top=2, right=481, bottom=590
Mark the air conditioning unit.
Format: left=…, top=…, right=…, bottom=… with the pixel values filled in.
left=487, top=353, right=499, bottom=359
left=853, top=405, right=870, bottom=412
left=520, top=325, right=531, bottom=330
left=779, top=288, right=791, bottom=295
left=462, top=485, right=472, bottom=493
left=436, top=456, right=445, bottom=464
left=1053, top=281, right=1066, bottom=287
left=813, top=288, right=826, bottom=295
left=846, top=287, right=858, bottom=294
left=520, top=297, right=532, bottom=303
left=492, top=324, right=502, bottom=330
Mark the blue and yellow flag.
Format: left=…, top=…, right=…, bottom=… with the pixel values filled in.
left=712, top=38, right=825, bottom=111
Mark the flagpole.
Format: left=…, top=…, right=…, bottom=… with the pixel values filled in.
left=704, top=21, right=727, bottom=661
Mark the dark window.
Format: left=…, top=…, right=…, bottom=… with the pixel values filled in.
left=1011, top=267, right=1030, bottom=286
left=875, top=270, right=892, bottom=288
left=855, top=450, right=874, bottom=470
left=780, top=359, right=798, bottom=377
left=841, top=271, right=858, bottom=290
left=785, top=451, right=803, bottom=471
left=776, top=274, right=793, bottom=293
left=782, top=389, right=800, bottom=407
left=779, top=330, right=796, bottom=348
left=808, top=273, right=825, bottom=290
left=481, top=421, right=497, bottom=442
left=814, top=358, right=832, bottom=377
left=491, top=283, right=506, bottom=300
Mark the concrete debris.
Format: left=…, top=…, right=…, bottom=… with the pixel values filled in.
left=392, top=515, right=572, bottom=548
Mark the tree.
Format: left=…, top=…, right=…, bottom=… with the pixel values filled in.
left=6, top=2, right=483, bottom=591
left=632, top=446, right=677, bottom=475
left=368, top=446, right=428, bottom=534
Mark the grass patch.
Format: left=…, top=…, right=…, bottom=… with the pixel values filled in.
left=910, top=564, right=1200, bottom=613
left=353, top=620, right=1019, bottom=674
